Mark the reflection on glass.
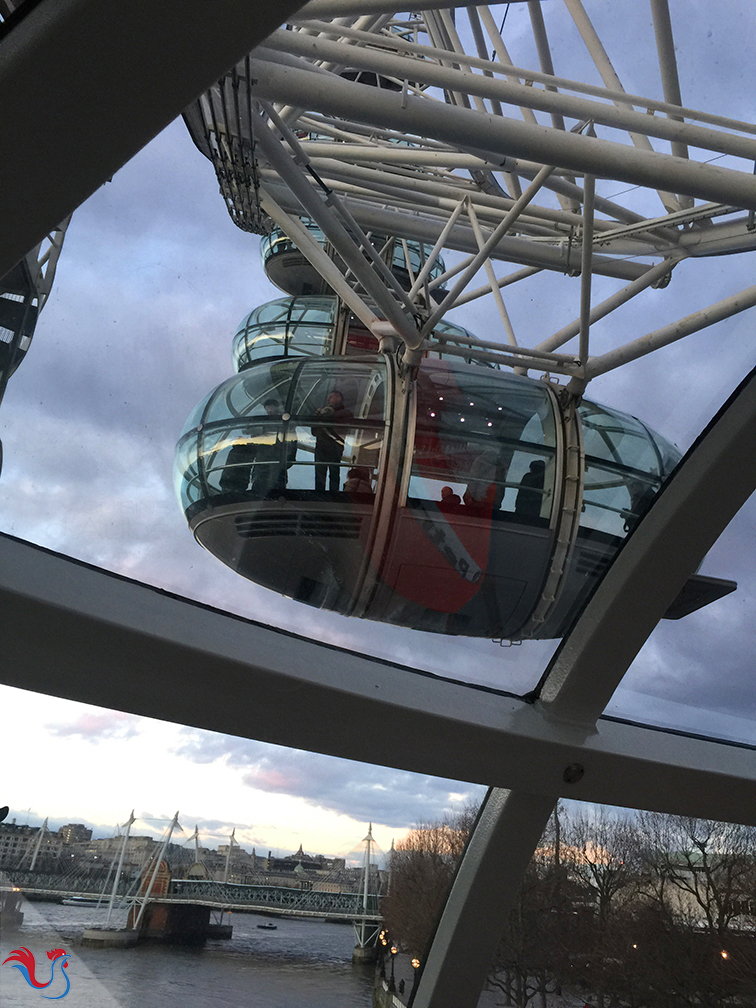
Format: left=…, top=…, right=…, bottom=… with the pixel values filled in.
left=232, top=296, right=337, bottom=371
left=578, top=401, right=680, bottom=541
left=410, top=363, right=556, bottom=522
left=175, top=358, right=387, bottom=512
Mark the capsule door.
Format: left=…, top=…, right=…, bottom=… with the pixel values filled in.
left=358, top=360, right=564, bottom=638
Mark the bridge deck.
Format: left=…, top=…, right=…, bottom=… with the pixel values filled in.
left=3, top=884, right=381, bottom=922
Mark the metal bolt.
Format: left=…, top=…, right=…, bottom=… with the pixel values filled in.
left=563, top=763, right=585, bottom=784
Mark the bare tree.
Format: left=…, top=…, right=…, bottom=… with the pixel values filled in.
left=381, top=805, right=476, bottom=956
left=563, top=808, right=640, bottom=927
left=639, top=813, right=756, bottom=938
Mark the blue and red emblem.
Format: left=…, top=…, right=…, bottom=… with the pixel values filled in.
left=2, top=947, right=71, bottom=999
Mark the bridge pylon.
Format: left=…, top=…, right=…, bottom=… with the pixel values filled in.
left=353, top=823, right=381, bottom=964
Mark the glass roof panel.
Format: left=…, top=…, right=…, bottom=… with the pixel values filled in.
left=1, top=1, right=755, bottom=707
left=605, top=490, right=756, bottom=747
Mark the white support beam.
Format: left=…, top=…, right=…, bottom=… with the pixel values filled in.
left=305, top=156, right=602, bottom=231
left=259, top=191, right=380, bottom=331
left=298, top=145, right=671, bottom=233
left=420, top=165, right=555, bottom=340
left=585, top=284, right=756, bottom=378
left=264, top=29, right=756, bottom=164
left=297, top=0, right=495, bottom=16
left=650, top=0, right=689, bottom=162
left=578, top=174, right=595, bottom=365
left=3, top=524, right=756, bottom=825
left=408, top=198, right=467, bottom=300
left=562, top=0, right=678, bottom=212
left=262, top=177, right=650, bottom=280
left=251, top=110, right=419, bottom=344
left=291, top=14, right=756, bottom=139
left=248, top=57, right=756, bottom=210
left=536, top=257, right=679, bottom=354
left=0, top=0, right=308, bottom=279
left=466, top=203, right=519, bottom=345
left=452, top=266, right=541, bottom=308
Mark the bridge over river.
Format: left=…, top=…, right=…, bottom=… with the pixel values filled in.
left=2, top=871, right=381, bottom=922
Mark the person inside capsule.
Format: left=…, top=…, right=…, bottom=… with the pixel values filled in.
left=219, top=397, right=296, bottom=498
left=312, top=388, right=353, bottom=493
left=515, top=459, right=546, bottom=518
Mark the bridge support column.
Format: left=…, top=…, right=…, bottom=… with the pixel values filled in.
left=352, top=943, right=378, bottom=964
left=352, top=918, right=380, bottom=963
left=130, top=902, right=212, bottom=944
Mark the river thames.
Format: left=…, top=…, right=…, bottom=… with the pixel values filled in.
left=1, top=897, right=375, bottom=1007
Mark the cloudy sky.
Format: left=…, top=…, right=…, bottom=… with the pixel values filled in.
left=1, top=1, right=755, bottom=857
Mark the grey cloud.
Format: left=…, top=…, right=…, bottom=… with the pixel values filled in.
left=46, top=711, right=141, bottom=743
left=176, top=730, right=485, bottom=830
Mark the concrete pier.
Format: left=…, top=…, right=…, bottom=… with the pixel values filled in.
left=81, top=928, right=138, bottom=948
left=353, top=943, right=378, bottom=964
left=207, top=922, right=233, bottom=939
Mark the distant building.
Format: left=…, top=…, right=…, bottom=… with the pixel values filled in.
left=58, top=823, right=92, bottom=844
left=0, top=821, right=64, bottom=868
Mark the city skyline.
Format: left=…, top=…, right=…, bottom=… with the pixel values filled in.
left=0, top=811, right=372, bottom=868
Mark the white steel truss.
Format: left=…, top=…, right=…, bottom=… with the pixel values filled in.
left=176, top=3, right=756, bottom=379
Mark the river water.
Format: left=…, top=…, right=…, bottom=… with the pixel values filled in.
left=0, top=897, right=375, bottom=1007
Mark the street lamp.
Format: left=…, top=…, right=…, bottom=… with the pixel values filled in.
left=411, top=957, right=421, bottom=1000
left=388, top=945, right=397, bottom=992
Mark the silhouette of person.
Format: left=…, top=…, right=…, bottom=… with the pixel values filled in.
left=313, top=389, right=352, bottom=492
left=219, top=433, right=257, bottom=494
left=622, top=477, right=657, bottom=532
left=515, top=459, right=546, bottom=517
left=463, top=447, right=499, bottom=511
left=439, top=485, right=461, bottom=511
left=344, top=466, right=373, bottom=494
left=219, top=398, right=295, bottom=497
left=249, top=398, right=296, bottom=497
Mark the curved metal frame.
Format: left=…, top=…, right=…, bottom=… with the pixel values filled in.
left=519, top=383, right=584, bottom=638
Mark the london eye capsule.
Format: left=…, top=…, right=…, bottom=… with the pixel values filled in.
left=175, top=341, right=685, bottom=640
left=178, top=61, right=735, bottom=640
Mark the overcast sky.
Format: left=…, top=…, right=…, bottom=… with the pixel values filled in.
left=1, top=1, right=755, bottom=856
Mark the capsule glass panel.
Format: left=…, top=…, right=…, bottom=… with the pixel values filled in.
left=428, top=319, right=501, bottom=369
left=370, top=361, right=559, bottom=639
left=388, top=238, right=446, bottom=288
left=259, top=219, right=326, bottom=264
left=232, top=296, right=338, bottom=371
left=175, top=358, right=388, bottom=614
left=579, top=400, right=681, bottom=540
left=261, top=221, right=446, bottom=296
left=545, top=399, right=682, bottom=638
left=408, top=362, right=556, bottom=518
